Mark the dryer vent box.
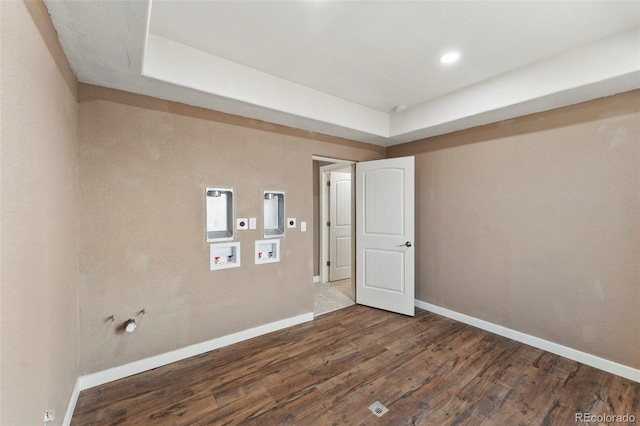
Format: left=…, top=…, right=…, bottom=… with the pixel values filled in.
left=263, top=191, right=285, bottom=238
left=206, top=188, right=234, bottom=242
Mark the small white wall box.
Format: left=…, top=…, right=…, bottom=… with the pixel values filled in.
left=263, top=191, right=285, bottom=238
left=206, top=188, right=234, bottom=242
left=210, top=242, right=241, bottom=270
left=255, top=239, right=280, bottom=264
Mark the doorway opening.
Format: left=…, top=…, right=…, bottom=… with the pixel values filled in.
left=312, top=156, right=355, bottom=316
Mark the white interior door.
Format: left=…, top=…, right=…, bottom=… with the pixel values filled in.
left=356, top=156, right=415, bottom=316
left=329, top=171, right=352, bottom=281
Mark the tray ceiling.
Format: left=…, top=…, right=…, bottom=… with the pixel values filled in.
left=45, top=1, right=640, bottom=146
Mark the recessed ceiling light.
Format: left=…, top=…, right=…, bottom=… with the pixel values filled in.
left=439, top=52, right=460, bottom=64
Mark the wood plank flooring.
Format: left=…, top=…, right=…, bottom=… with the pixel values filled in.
left=72, top=305, right=639, bottom=425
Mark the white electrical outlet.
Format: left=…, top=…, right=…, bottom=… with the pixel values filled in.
left=44, top=410, right=55, bottom=423
left=287, top=218, right=296, bottom=228
left=236, top=218, right=248, bottom=230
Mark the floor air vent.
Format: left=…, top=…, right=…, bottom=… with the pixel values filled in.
left=368, top=401, right=389, bottom=417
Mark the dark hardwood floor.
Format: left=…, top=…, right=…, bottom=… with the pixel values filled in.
left=72, top=305, right=639, bottom=425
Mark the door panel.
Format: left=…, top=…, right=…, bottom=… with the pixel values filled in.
left=356, top=156, right=414, bottom=316
left=335, top=237, right=351, bottom=269
left=329, top=171, right=352, bottom=281
left=364, top=169, right=404, bottom=236
left=363, top=249, right=405, bottom=292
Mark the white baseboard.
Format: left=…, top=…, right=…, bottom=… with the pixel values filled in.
left=415, top=299, right=639, bottom=383
left=313, top=275, right=320, bottom=283
left=63, top=378, right=80, bottom=426
left=78, top=312, right=314, bottom=391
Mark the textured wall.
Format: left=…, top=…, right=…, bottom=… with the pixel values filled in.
left=0, top=1, right=79, bottom=425
left=388, top=90, right=640, bottom=369
left=78, top=85, right=384, bottom=375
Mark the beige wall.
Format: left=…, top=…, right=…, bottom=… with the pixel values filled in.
left=77, top=85, right=384, bottom=374
left=1, top=1, right=79, bottom=425
left=388, top=90, right=640, bottom=369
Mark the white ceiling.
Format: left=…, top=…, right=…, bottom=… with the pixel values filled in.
left=45, top=1, right=640, bottom=147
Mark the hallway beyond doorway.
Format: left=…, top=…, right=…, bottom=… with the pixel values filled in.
left=313, top=279, right=354, bottom=316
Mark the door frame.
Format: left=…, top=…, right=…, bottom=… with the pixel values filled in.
left=316, top=157, right=355, bottom=284
left=312, top=155, right=415, bottom=317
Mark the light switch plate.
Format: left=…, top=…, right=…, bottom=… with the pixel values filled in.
left=300, top=221, right=307, bottom=232
left=237, top=218, right=248, bottom=230
left=249, top=218, right=257, bottom=230
left=287, top=218, right=296, bottom=228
